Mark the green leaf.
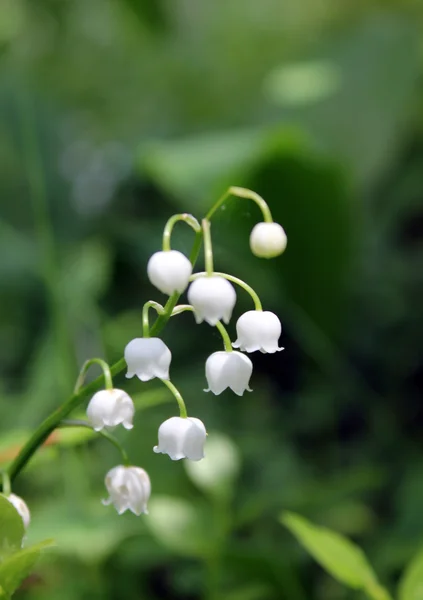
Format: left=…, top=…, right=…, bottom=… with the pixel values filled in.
left=146, top=496, right=210, bottom=557
left=0, top=539, right=54, bottom=597
left=139, top=126, right=305, bottom=211
left=0, top=495, right=24, bottom=556
left=398, top=547, right=423, bottom=600
left=184, top=432, right=241, bottom=500
left=281, top=511, right=379, bottom=591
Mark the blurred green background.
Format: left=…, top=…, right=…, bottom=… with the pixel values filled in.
left=1, top=0, right=423, bottom=598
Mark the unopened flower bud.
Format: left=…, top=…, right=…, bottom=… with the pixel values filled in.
left=233, top=310, right=283, bottom=353
left=153, top=416, right=206, bottom=461
left=87, top=388, right=135, bottom=432
left=125, top=337, right=171, bottom=381
left=103, top=465, right=151, bottom=515
left=187, top=276, right=236, bottom=326
left=205, top=351, right=252, bottom=396
left=147, top=250, right=192, bottom=296
left=6, top=493, right=30, bottom=529
left=250, top=222, right=287, bottom=258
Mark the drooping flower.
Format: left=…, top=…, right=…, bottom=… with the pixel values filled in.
left=233, top=310, right=283, bottom=353
left=204, top=351, right=253, bottom=396
left=147, top=250, right=192, bottom=296
left=6, top=493, right=30, bottom=529
left=153, top=416, right=206, bottom=461
left=102, top=465, right=151, bottom=515
left=250, top=222, right=287, bottom=258
left=187, top=276, right=236, bottom=326
left=86, top=389, right=135, bottom=432
left=125, top=337, right=171, bottom=381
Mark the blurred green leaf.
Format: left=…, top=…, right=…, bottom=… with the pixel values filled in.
left=184, top=432, right=241, bottom=499
left=246, top=151, right=352, bottom=336
left=146, top=495, right=210, bottom=557
left=398, top=547, right=423, bottom=600
left=0, top=539, right=54, bottom=599
left=281, top=511, right=386, bottom=597
left=62, top=239, right=112, bottom=311
left=0, top=495, right=24, bottom=556
left=140, top=127, right=306, bottom=210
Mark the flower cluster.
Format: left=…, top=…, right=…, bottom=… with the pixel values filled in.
left=2, top=188, right=286, bottom=529
left=82, top=188, right=287, bottom=517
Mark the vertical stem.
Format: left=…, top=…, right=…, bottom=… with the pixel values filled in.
left=215, top=322, right=233, bottom=352
left=202, top=219, right=214, bottom=276
left=1, top=471, right=11, bottom=496
left=159, top=379, right=188, bottom=418
left=18, top=92, right=74, bottom=392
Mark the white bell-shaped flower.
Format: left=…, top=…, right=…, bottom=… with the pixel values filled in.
left=6, top=493, right=30, bottom=529
left=103, top=465, right=151, bottom=516
left=187, top=276, right=236, bottom=325
left=250, top=222, right=287, bottom=258
left=147, top=250, right=192, bottom=296
left=86, top=388, right=135, bottom=432
left=153, top=416, right=206, bottom=461
left=205, top=351, right=253, bottom=396
left=125, top=337, right=171, bottom=381
left=233, top=310, right=283, bottom=353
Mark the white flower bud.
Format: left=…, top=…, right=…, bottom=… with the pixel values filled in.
left=205, top=351, right=253, bottom=396
left=187, top=276, right=236, bottom=326
left=233, top=310, right=283, bottom=353
left=86, top=388, right=135, bottom=432
left=125, top=337, right=171, bottom=381
left=250, top=222, right=287, bottom=258
left=147, top=250, right=192, bottom=296
left=153, top=416, right=206, bottom=461
left=7, top=493, right=30, bottom=529
left=103, top=465, right=151, bottom=515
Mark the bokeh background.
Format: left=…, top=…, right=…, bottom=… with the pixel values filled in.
left=1, top=1, right=423, bottom=599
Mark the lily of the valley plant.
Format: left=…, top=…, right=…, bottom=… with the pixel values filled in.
left=1, top=186, right=287, bottom=524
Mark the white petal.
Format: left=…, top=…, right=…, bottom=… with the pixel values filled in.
left=188, top=276, right=236, bottom=326
left=124, top=337, right=172, bottom=381
left=250, top=222, right=287, bottom=258
left=153, top=416, right=206, bottom=461
left=147, top=250, right=192, bottom=295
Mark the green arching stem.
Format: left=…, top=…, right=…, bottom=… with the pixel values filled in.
left=202, top=219, right=214, bottom=276
left=162, top=213, right=201, bottom=251
left=171, top=305, right=233, bottom=352
left=59, top=420, right=130, bottom=466
left=190, top=271, right=263, bottom=311
left=74, top=358, right=114, bottom=394
left=142, top=301, right=165, bottom=337
left=8, top=356, right=126, bottom=483
left=1, top=470, right=11, bottom=496
left=206, top=186, right=273, bottom=223
left=159, top=379, right=188, bottom=419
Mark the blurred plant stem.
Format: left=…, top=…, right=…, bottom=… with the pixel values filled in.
left=19, top=92, right=75, bottom=392
left=204, top=496, right=231, bottom=600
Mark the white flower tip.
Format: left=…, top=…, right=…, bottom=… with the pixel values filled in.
left=125, top=372, right=134, bottom=379
left=123, top=422, right=134, bottom=430
left=250, top=222, right=287, bottom=258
